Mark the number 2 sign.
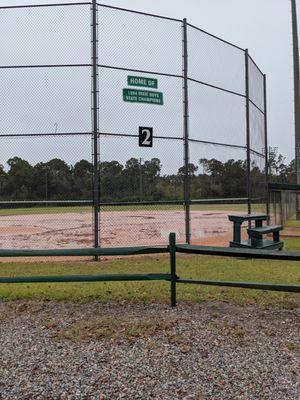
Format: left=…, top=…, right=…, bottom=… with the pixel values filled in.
left=139, top=127, right=153, bottom=147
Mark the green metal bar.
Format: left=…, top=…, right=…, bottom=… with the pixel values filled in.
left=232, top=221, right=242, bottom=243
left=0, top=246, right=169, bottom=258
left=92, top=0, right=100, bottom=260
left=0, top=273, right=171, bottom=284
left=268, top=183, right=300, bottom=191
left=177, top=279, right=300, bottom=293
left=245, top=49, right=251, bottom=215
left=182, top=17, right=191, bottom=245
left=263, top=75, right=270, bottom=220
left=169, top=233, right=177, bottom=307
left=176, top=244, right=300, bottom=261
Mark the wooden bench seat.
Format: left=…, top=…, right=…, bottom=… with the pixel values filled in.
left=228, top=213, right=268, bottom=246
left=228, top=213, right=284, bottom=250
left=248, top=224, right=283, bottom=249
left=248, top=225, right=283, bottom=235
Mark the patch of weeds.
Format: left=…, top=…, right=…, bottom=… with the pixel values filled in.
left=284, top=341, right=298, bottom=351
left=41, top=321, right=59, bottom=329
left=211, top=312, right=221, bottom=319
left=167, top=333, right=191, bottom=353
left=221, top=323, right=247, bottom=341
left=0, top=315, right=7, bottom=323
left=281, top=299, right=300, bottom=310
left=234, top=325, right=246, bottom=338
left=167, top=333, right=189, bottom=345
left=53, top=315, right=176, bottom=342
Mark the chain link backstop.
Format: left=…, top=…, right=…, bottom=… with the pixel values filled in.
left=0, top=2, right=268, bottom=249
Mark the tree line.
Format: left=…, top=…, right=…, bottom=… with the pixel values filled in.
left=0, top=149, right=295, bottom=202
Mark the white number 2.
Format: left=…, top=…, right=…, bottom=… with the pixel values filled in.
left=142, top=129, right=151, bottom=145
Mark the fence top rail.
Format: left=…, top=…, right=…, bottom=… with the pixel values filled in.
left=3, top=242, right=300, bottom=261
left=0, top=273, right=171, bottom=284
left=0, top=246, right=169, bottom=258
left=268, top=183, right=300, bottom=192
left=248, top=53, right=264, bottom=76
left=187, top=22, right=245, bottom=52
left=0, top=2, right=91, bottom=10
left=0, top=198, right=249, bottom=207
left=97, top=3, right=182, bottom=23
left=0, top=200, right=93, bottom=205
left=176, top=244, right=300, bottom=261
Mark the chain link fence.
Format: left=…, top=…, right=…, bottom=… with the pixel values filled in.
left=0, top=2, right=268, bottom=249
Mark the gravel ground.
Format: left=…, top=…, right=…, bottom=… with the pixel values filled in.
left=0, top=301, right=299, bottom=400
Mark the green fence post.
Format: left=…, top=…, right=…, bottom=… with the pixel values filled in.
left=169, top=232, right=177, bottom=307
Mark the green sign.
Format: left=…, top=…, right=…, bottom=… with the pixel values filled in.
left=127, top=76, right=158, bottom=89
left=123, top=89, right=164, bottom=105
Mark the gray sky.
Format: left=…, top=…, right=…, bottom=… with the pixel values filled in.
left=96, top=0, right=295, bottom=161
left=0, top=0, right=297, bottom=168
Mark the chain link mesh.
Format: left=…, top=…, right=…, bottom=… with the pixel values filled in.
left=0, top=67, right=91, bottom=135
left=187, top=24, right=245, bottom=95
left=0, top=2, right=268, bottom=250
left=98, top=5, right=182, bottom=75
left=188, top=81, right=246, bottom=146
left=248, top=57, right=265, bottom=112
left=247, top=55, right=267, bottom=212
left=98, top=67, right=183, bottom=139
left=0, top=4, right=91, bottom=66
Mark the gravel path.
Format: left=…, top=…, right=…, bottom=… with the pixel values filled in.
left=0, top=301, right=299, bottom=399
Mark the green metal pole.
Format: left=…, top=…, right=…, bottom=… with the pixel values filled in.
left=92, top=0, right=100, bottom=259
left=169, top=232, right=177, bottom=307
left=263, top=75, right=270, bottom=221
left=245, top=49, right=251, bottom=216
left=182, top=18, right=191, bottom=244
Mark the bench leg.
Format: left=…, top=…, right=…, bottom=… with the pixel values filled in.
left=273, top=231, right=280, bottom=242
left=255, top=220, right=263, bottom=228
left=251, top=234, right=263, bottom=248
left=233, top=222, right=242, bottom=244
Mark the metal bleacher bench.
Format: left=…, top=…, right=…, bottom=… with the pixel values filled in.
left=228, top=213, right=284, bottom=250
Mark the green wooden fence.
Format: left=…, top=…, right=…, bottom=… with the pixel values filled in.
left=0, top=234, right=300, bottom=307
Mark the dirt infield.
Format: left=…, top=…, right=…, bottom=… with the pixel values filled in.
left=0, top=210, right=244, bottom=250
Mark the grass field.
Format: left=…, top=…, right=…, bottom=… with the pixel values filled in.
left=1, top=202, right=295, bottom=308
left=0, top=203, right=265, bottom=216
left=0, top=237, right=299, bottom=307
left=285, top=219, right=300, bottom=228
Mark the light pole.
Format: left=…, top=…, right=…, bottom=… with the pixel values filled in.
left=291, top=0, right=300, bottom=218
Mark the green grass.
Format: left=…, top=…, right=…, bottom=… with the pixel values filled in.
left=0, top=203, right=265, bottom=216
left=0, top=237, right=299, bottom=307
left=285, top=219, right=300, bottom=228
left=0, top=206, right=91, bottom=216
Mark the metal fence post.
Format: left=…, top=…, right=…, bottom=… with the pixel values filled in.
left=182, top=18, right=191, bottom=244
left=263, top=75, right=270, bottom=220
left=169, top=232, right=177, bottom=307
left=245, top=49, right=251, bottom=215
left=92, top=0, right=100, bottom=258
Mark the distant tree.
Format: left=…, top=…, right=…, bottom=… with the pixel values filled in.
left=73, top=160, right=93, bottom=199
left=100, top=161, right=124, bottom=201
left=157, top=174, right=183, bottom=200
left=268, top=148, right=296, bottom=183
left=177, top=163, right=198, bottom=177
left=2, top=151, right=296, bottom=203
left=199, top=158, right=247, bottom=198
left=6, top=157, right=34, bottom=200
left=0, top=164, right=7, bottom=199
left=31, top=162, right=50, bottom=200
left=142, top=158, right=162, bottom=199
left=42, top=158, right=72, bottom=200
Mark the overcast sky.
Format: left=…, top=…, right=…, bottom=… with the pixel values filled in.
left=96, top=0, right=296, bottom=161
left=98, top=0, right=295, bottom=161
left=1, top=0, right=298, bottom=165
